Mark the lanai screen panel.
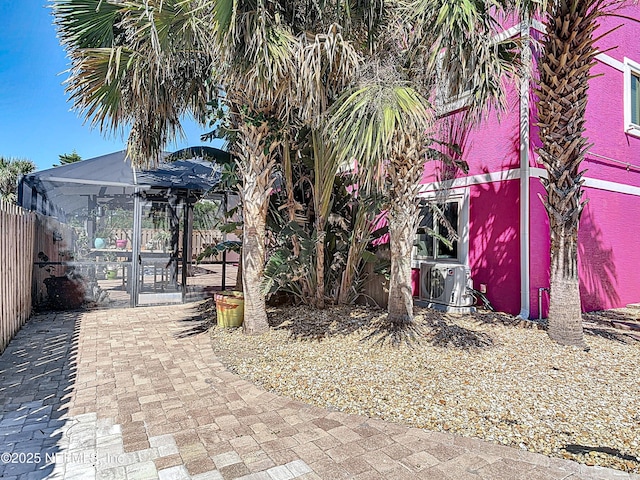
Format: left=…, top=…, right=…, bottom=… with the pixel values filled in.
left=18, top=148, right=227, bottom=309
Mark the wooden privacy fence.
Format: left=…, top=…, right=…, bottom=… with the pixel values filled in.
left=0, top=201, right=35, bottom=354
left=360, top=262, right=389, bottom=309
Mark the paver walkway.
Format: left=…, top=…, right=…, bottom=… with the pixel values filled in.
left=0, top=304, right=637, bottom=480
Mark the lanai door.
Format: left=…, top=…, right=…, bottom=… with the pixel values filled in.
left=134, top=193, right=185, bottom=305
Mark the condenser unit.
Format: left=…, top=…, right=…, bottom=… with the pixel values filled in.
left=419, top=262, right=474, bottom=308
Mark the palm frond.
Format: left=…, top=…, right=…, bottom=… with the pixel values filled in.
left=324, top=71, right=432, bottom=191
left=0, top=157, right=36, bottom=203
left=214, top=2, right=296, bottom=116
left=296, top=25, right=362, bottom=126
left=53, top=0, right=121, bottom=48
left=53, top=0, right=217, bottom=167
left=405, top=0, right=517, bottom=121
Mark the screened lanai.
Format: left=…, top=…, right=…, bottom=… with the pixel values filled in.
left=18, top=147, right=239, bottom=309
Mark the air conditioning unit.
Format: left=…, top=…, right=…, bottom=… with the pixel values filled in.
left=419, top=262, right=473, bottom=308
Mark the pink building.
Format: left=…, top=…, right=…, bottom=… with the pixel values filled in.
left=413, top=8, right=640, bottom=319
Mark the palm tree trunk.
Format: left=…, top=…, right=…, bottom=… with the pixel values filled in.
left=315, top=229, right=326, bottom=308
left=236, top=120, right=275, bottom=335
left=387, top=200, right=419, bottom=325
left=282, top=137, right=301, bottom=257
left=338, top=247, right=357, bottom=305
left=312, top=130, right=338, bottom=309
left=547, top=235, right=584, bottom=346
left=242, top=212, right=268, bottom=334
left=536, top=0, right=604, bottom=347
left=386, top=133, right=424, bottom=326
left=338, top=201, right=369, bottom=305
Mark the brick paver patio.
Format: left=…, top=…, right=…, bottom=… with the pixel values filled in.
left=0, top=304, right=637, bottom=479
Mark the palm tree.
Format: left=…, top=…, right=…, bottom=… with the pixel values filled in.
left=0, top=157, right=36, bottom=203
left=326, top=72, right=433, bottom=325
left=295, top=26, right=361, bottom=308
left=53, top=0, right=213, bottom=167
left=212, top=1, right=300, bottom=333
left=218, top=2, right=382, bottom=313
left=53, top=0, right=296, bottom=334
left=532, top=0, right=630, bottom=346
left=326, top=1, right=516, bottom=326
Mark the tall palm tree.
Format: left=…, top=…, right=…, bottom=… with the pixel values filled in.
left=295, top=26, right=361, bottom=308
left=532, top=0, right=630, bottom=346
left=53, top=0, right=297, bottom=334
left=0, top=157, right=36, bottom=203
left=212, top=1, right=299, bottom=333
left=326, top=72, right=433, bottom=325
left=326, top=1, right=516, bottom=326
left=54, top=0, right=214, bottom=167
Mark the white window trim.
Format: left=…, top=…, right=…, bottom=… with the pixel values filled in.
left=412, top=188, right=469, bottom=268
left=434, top=52, right=474, bottom=115
left=437, top=91, right=474, bottom=116
left=624, top=57, right=640, bottom=138
left=436, top=23, right=524, bottom=116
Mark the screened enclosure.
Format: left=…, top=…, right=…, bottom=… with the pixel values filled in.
left=18, top=147, right=239, bottom=309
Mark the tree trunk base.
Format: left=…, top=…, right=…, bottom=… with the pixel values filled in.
left=547, top=276, right=587, bottom=348
left=242, top=324, right=269, bottom=336
left=363, top=312, right=421, bottom=347
left=388, top=313, right=413, bottom=328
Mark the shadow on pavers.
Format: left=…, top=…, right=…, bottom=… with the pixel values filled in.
left=175, top=301, right=216, bottom=338
left=0, top=311, right=81, bottom=478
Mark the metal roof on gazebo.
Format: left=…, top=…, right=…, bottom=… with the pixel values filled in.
left=18, top=147, right=229, bottom=217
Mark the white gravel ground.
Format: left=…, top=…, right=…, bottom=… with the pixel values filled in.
left=209, top=305, right=640, bottom=473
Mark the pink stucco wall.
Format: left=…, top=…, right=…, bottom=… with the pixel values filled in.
left=530, top=7, right=640, bottom=181
left=529, top=180, right=640, bottom=318
left=578, top=187, right=640, bottom=312
left=414, top=7, right=640, bottom=317
left=422, top=87, right=522, bottom=185
left=582, top=63, right=640, bottom=185
left=468, top=180, right=521, bottom=315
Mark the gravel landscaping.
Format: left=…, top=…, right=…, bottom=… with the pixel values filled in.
left=209, top=304, right=640, bottom=473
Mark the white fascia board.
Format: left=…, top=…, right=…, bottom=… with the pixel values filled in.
left=421, top=167, right=640, bottom=198
left=531, top=167, right=640, bottom=197
left=531, top=19, right=546, bottom=34
left=596, top=53, right=625, bottom=72
left=493, top=23, right=522, bottom=43
left=418, top=168, right=521, bottom=194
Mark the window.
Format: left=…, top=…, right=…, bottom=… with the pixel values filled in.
left=434, top=54, right=473, bottom=115
left=624, top=58, right=640, bottom=136
left=631, top=71, right=640, bottom=126
left=414, top=200, right=460, bottom=261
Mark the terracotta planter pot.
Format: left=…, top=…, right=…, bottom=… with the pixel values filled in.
left=214, top=291, right=244, bottom=327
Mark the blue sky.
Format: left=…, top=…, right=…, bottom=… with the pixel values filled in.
left=0, top=2, right=221, bottom=171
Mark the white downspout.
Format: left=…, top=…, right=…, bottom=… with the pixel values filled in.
left=517, top=17, right=531, bottom=320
